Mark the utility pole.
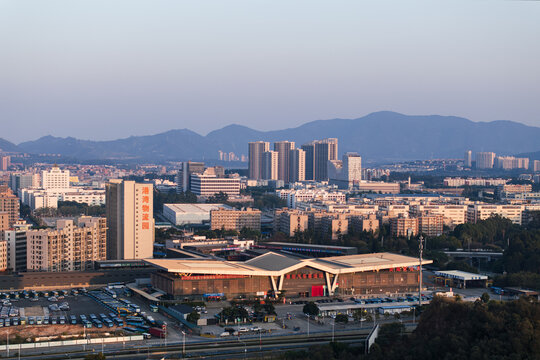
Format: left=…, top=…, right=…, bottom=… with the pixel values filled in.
left=419, top=235, right=423, bottom=306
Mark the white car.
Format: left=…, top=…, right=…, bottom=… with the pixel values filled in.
left=48, top=297, right=58, bottom=302
left=220, top=332, right=230, bottom=337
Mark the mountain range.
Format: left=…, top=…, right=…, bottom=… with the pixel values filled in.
left=1, top=111, right=540, bottom=162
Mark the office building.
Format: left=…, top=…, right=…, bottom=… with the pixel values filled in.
left=106, top=180, right=155, bottom=260
left=357, top=181, right=400, bottom=194
left=27, top=217, right=106, bottom=272
left=262, top=151, right=278, bottom=180
left=288, top=148, right=306, bottom=183
left=2, top=220, right=31, bottom=272
left=494, top=156, right=529, bottom=170
left=274, top=141, right=295, bottom=182
left=0, top=189, right=19, bottom=227
left=464, top=150, right=472, bottom=167
left=466, top=204, right=523, bottom=225
left=210, top=208, right=261, bottom=231
left=190, top=174, right=241, bottom=197
left=176, top=161, right=205, bottom=193
left=475, top=152, right=496, bottom=169
left=9, top=173, right=40, bottom=193
left=42, top=165, right=70, bottom=189
left=248, top=141, right=270, bottom=180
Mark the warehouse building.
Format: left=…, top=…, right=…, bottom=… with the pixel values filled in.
left=145, top=252, right=430, bottom=299
left=163, top=203, right=230, bottom=226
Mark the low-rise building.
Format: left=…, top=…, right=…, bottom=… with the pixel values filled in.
left=190, top=174, right=241, bottom=197
left=467, top=204, right=523, bottom=225
left=210, top=208, right=261, bottom=231
left=163, top=203, right=229, bottom=225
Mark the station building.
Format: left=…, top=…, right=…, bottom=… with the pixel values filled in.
left=145, top=252, right=430, bottom=299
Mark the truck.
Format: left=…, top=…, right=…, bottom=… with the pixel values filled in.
left=148, top=327, right=166, bottom=338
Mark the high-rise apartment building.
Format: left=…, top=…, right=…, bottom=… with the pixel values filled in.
left=248, top=141, right=270, bottom=180
left=418, top=214, right=444, bottom=237
left=27, top=217, right=106, bottom=272
left=288, top=148, right=306, bottom=183
left=328, top=153, right=362, bottom=189
left=0, top=189, right=19, bottom=227
left=0, top=212, right=8, bottom=232
left=475, top=152, right=496, bottom=169
left=534, top=160, right=540, bottom=173
left=464, top=150, right=472, bottom=168
left=494, top=156, right=529, bottom=170
left=176, top=161, right=205, bottom=193
left=42, top=165, right=70, bottom=189
left=274, top=141, right=295, bottom=182
left=106, top=180, right=155, bottom=260
left=390, top=217, right=418, bottom=238
left=3, top=220, right=31, bottom=272
left=0, top=156, right=10, bottom=171
left=262, top=151, right=278, bottom=180
left=314, top=138, right=338, bottom=181
left=301, top=143, right=316, bottom=180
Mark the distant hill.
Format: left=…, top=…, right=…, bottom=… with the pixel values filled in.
left=16, top=111, right=540, bottom=161
left=0, top=138, right=20, bottom=153
left=516, top=150, right=540, bottom=161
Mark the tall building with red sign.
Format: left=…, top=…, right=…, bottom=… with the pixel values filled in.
left=106, top=179, right=154, bottom=260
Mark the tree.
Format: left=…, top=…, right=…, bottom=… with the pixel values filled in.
left=480, top=292, right=490, bottom=303
left=186, top=311, right=200, bottom=324
left=303, top=302, right=319, bottom=317
left=207, top=191, right=229, bottom=203
left=335, top=314, right=348, bottom=324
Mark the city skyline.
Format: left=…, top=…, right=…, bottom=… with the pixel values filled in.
left=1, top=1, right=540, bottom=142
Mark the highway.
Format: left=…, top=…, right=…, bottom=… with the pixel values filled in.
left=6, top=324, right=417, bottom=359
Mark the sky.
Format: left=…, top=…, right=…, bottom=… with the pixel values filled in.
left=1, top=0, right=539, bottom=143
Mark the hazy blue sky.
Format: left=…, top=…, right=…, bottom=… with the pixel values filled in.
left=1, top=0, right=539, bottom=143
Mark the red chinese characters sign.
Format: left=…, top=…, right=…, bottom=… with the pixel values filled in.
left=141, top=186, right=150, bottom=230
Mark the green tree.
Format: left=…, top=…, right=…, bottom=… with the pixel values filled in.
left=480, top=292, right=490, bottom=303
left=335, top=314, right=348, bottom=324
left=186, top=311, right=200, bottom=324
left=303, top=302, right=319, bottom=317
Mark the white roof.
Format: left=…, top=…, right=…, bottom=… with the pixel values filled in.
left=145, top=252, right=432, bottom=277
left=164, top=203, right=228, bottom=214
left=434, top=270, right=488, bottom=281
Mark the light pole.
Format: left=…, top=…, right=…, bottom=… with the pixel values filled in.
left=307, top=315, right=310, bottom=337
left=7, top=329, right=9, bottom=358
left=418, top=235, right=424, bottom=306
left=182, top=330, right=186, bottom=358
left=332, top=318, right=335, bottom=342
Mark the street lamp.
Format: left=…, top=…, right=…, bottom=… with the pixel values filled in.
left=181, top=330, right=186, bottom=358
left=419, top=235, right=424, bottom=306
left=332, top=318, right=335, bottom=342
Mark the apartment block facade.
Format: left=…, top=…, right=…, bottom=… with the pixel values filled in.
left=26, top=217, right=106, bottom=272
left=210, top=208, right=262, bottom=231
